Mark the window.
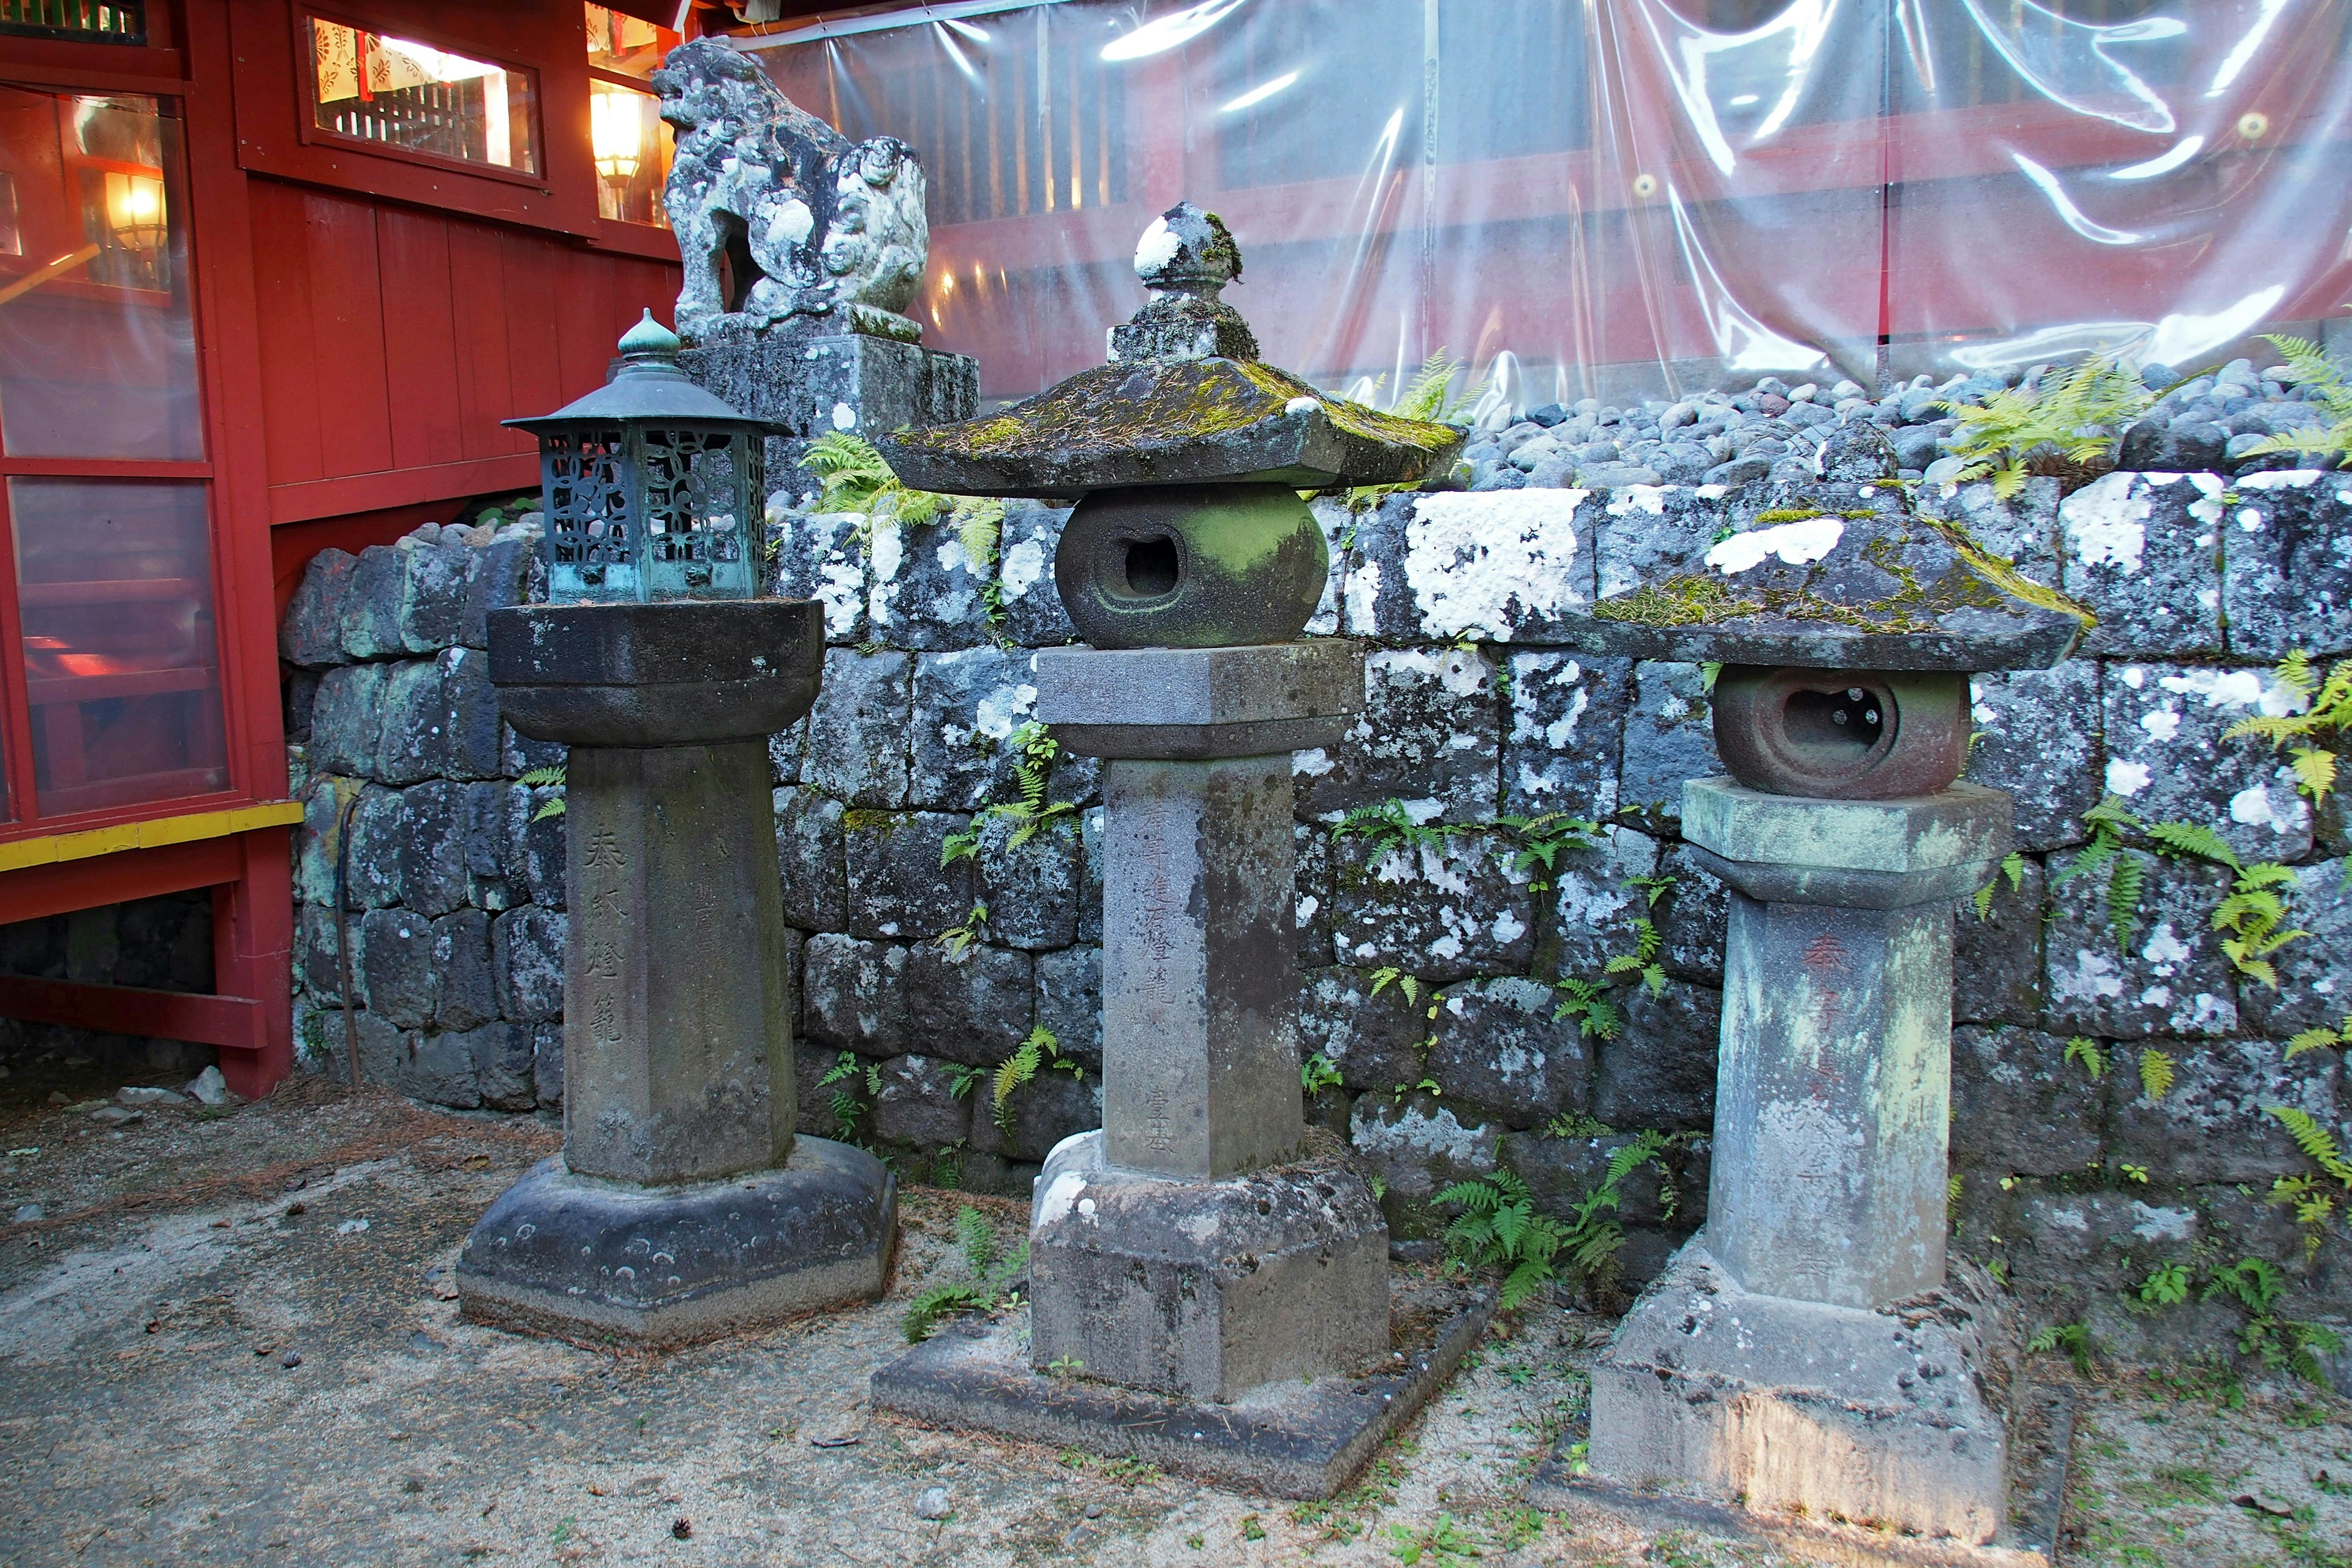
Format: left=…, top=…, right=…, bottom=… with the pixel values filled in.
left=0, top=88, right=224, bottom=826
left=304, top=15, right=540, bottom=176
left=0, top=1, right=145, bottom=45
left=585, top=4, right=677, bottom=228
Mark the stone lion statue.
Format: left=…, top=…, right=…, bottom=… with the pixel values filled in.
left=652, top=39, right=928, bottom=344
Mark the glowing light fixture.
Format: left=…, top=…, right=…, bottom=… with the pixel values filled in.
left=590, top=81, right=649, bottom=182
left=103, top=171, right=165, bottom=254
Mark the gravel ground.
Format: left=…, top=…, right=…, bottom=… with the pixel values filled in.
left=0, top=1074, right=2344, bottom=1567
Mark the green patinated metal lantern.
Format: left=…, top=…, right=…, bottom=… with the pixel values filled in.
left=503, top=311, right=779, bottom=603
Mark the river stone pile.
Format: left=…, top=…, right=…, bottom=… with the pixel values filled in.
left=1458, top=355, right=2336, bottom=494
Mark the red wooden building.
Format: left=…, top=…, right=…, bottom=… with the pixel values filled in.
left=0, top=0, right=697, bottom=1095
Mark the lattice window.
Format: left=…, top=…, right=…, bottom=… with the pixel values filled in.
left=0, top=1, right=145, bottom=44
left=545, top=429, right=633, bottom=571
left=639, top=429, right=750, bottom=568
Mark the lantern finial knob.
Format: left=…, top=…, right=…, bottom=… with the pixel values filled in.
left=618, top=308, right=682, bottom=358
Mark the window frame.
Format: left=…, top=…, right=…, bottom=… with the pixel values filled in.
left=290, top=4, right=550, bottom=191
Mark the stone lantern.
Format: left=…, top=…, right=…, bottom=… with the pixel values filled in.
left=1532, top=432, right=2089, bottom=1555
left=868, top=204, right=1488, bottom=1497
left=453, top=315, right=897, bottom=1347
left=504, top=310, right=765, bottom=604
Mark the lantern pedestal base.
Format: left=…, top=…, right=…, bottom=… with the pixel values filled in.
left=455, top=1142, right=897, bottom=1349
left=872, top=1273, right=1493, bottom=1500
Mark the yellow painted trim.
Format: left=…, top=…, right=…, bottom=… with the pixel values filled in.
left=0, top=801, right=305, bottom=876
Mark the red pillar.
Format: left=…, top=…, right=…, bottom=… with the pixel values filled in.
left=213, top=827, right=295, bottom=1099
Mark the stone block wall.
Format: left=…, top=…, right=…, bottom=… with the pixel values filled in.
left=284, top=470, right=2352, bottom=1332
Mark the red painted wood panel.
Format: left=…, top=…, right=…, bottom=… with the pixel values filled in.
left=446, top=219, right=524, bottom=466
left=499, top=230, right=567, bottom=447
left=374, top=207, right=465, bottom=473
left=301, top=190, right=396, bottom=478
left=248, top=180, right=326, bottom=489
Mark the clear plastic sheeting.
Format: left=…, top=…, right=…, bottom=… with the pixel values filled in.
left=750, top=0, right=2352, bottom=412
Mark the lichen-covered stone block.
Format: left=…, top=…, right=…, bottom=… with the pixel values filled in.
left=1593, top=982, right=1721, bottom=1133
left=867, top=515, right=992, bottom=649
left=2045, top=853, right=2238, bottom=1038
left=400, top=1028, right=480, bottom=1109
left=1291, top=819, right=1334, bottom=970
left=970, top=1069, right=1101, bottom=1163
left=872, top=1054, right=972, bottom=1147
left=372, top=659, right=450, bottom=786
left=801, top=933, right=1031, bottom=1065
left=1590, top=484, right=1717, bottom=600
left=469, top=1022, right=537, bottom=1112
left=1651, top=842, right=1726, bottom=984
left=2101, top=662, right=2312, bottom=861
left=308, top=663, right=385, bottom=779
left=293, top=901, right=345, bottom=999
left=395, top=781, right=467, bottom=919
left=1391, top=490, right=1595, bottom=643
left=432, top=910, right=498, bottom=1032
left=344, top=785, right=406, bottom=909
left=337, top=545, right=405, bottom=661
left=293, top=776, right=347, bottom=907
left=1963, top=663, right=2102, bottom=851
left=2219, top=470, right=2352, bottom=659
left=440, top=647, right=505, bottom=781
left=1503, top=1128, right=1707, bottom=1234
left=1534, top=824, right=1660, bottom=982
left=1297, top=647, right=1500, bottom=823
left=1296, top=965, right=1430, bottom=1095
left=2240, top=859, right=2350, bottom=1040
left=1306, top=497, right=1349, bottom=636
left=772, top=786, right=846, bottom=932
left=1329, top=832, right=1535, bottom=985
left=974, top=813, right=1079, bottom=950
left=507, top=784, right=565, bottom=910
left=1427, top=976, right=1591, bottom=1128
left=459, top=780, right=519, bottom=911
left=1336, top=493, right=1420, bottom=641
left=1618, top=662, right=1722, bottom=828
left=908, top=647, right=1040, bottom=812
left=460, top=535, right=532, bottom=650
left=499, top=722, right=564, bottom=781
left=1504, top=652, right=1630, bottom=818
left=534, top=1022, right=563, bottom=1110
left=1078, top=805, right=1104, bottom=945
left=2060, top=472, right=2225, bottom=657
left=1349, top=1092, right=1499, bottom=1240
left=843, top=810, right=973, bottom=943
left=805, top=648, right=911, bottom=807
left=394, top=537, right=472, bottom=654
left=1948, top=1026, right=2102, bottom=1176
left=1035, top=944, right=1102, bottom=1069
left=2104, top=1036, right=2342, bottom=1183
left=358, top=908, right=436, bottom=1029
left=769, top=508, right=868, bottom=643
left=1953, top=854, right=2046, bottom=1026
left=490, top=905, right=566, bottom=1025
left=997, top=500, right=1076, bottom=647
left=281, top=547, right=356, bottom=668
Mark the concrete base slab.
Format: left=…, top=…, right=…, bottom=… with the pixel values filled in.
left=1529, top=1379, right=2076, bottom=1568
left=456, top=1139, right=896, bottom=1348
left=870, top=1276, right=1493, bottom=1498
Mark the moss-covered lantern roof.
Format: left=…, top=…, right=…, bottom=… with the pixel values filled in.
left=874, top=203, right=1463, bottom=498
left=1556, top=488, right=2092, bottom=672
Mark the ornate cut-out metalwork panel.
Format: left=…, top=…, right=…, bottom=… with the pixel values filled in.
left=640, top=428, right=752, bottom=566
left=546, top=429, right=634, bottom=571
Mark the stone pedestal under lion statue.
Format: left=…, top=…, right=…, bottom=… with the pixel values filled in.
left=650, top=39, right=978, bottom=475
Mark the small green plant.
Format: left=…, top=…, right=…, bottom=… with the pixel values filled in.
left=2286, top=1016, right=2351, bottom=1059
left=1385, top=1513, right=1483, bottom=1565
left=902, top=1203, right=1028, bottom=1342
left=1543, top=1110, right=1613, bottom=1139
left=2065, top=1035, right=2108, bottom=1080
left=2139, top=1261, right=2192, bottom=1305
left=1605, top=874, right=1675, bottom=996
left=936, top=901, right=989, bottom=961
left=2203, top=1255, right=2344, bottom=1385
left=1434, top=1168, right=1564, bottom=1308
left=2145, top=820, right=2306, bottom=987
left=2267, top=1106, right=2352, bottom=1250
left=1331, top=797, right=1461, bottom=855
left=2053, top=796, right=2144, bottom=952
left=1239, top=1513, right=1266, bottom=1542
left=1491, top=812, right=1602, bottom=893
left=1302, top=1052, right=1344, bottom=1096
left=2137, top=1047, right=2176, bottom=1103
left=1550, top=976, right=1620, bottom=1041
left=1973, top=850, right=2027, bottom=920
left=1937, top=352, right=2152, bottom=497
left=943, top=723, right=1078, bottom=870
left=799, top=429, right=1004, bottom=537
left=817, top=1050, right=881, bottom=1142
left=1368, top=966, right=1423, bottom=1007
left=2026, top=1320, right=2097, bottom=1375
left=2225, top=647, right=2352, bottom=804
left=1044, top=1354, right=1084, bottom=1378
left=990, top=1025, right=1082, bottom=1134
left=518, top=763, right=566, bottom=820
left=2244, top=334, right=2352, bottom=469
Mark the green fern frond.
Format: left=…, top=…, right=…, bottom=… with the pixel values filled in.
left=2269, top=1105, right=2352, bottom=1185
left=956, top=1204, right=1000, bottom=1275
left=2064, top=1035, right=2107, bottom=1080
left=2147, top=820, right=2240, bottom=869
left=2107, top=856, right=2145, bottom=951
left=2138, top=1047, right=2176, bottom=1103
